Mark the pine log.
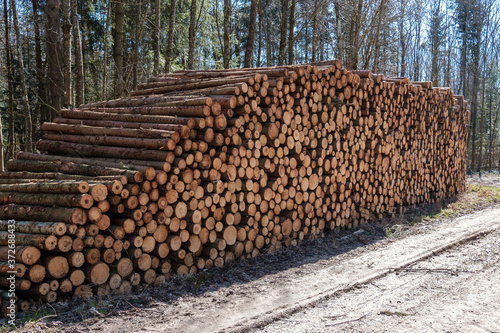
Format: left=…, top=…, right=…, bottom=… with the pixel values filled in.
left=52, top=118, right=191, bottom=139
left=0, top=205, right=87, bottom=224
left=0, top=192, right=94, bottom=209
left=42, top=122, right=181, bottom=140
left=0, top=221, right=67, bottom=236
left=0, top=246, right=41, bottom=265
left=0, top=181, right=89, bottom=194
left=36, top=140, right=171, bottom=161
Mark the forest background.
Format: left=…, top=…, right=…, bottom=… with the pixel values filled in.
left=0, top=0, right=498, bottom=171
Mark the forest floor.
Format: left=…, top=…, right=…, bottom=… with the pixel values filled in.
left=9, top=174, right=500, bottom=333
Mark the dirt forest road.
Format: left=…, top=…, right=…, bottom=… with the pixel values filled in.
left=257, top=212, right=500, bottom=333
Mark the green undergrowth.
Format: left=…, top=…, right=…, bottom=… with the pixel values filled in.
left=432, top=185, right=500, bottom=219
left=384, top=184, right=500, bottom=238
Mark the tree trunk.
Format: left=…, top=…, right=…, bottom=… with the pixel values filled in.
left=10, top=0, right=33, bottom=152
left=223, top=0, right=231, bottom=68
left=278, top=0, right=289, bottom=65
left=113, top=0, right=125, bottom=97
left=311, top=0, right=317, bottom=62
left=351, top=0, right=363, bottom=70
left=165, top=0, right=177, bottom=73
left=72, top=0, right=84, bottom=106
left=62, top=0, right=72, bottom=108
left=429, top=0, right=441, bottom=86
left=399, top=0, right=406, bottom=77
left=154, top=0, right=161, bottom=74
left=0, top=110, right=3, bottom=172
left=243, top=0, right=258, bottom=68
left=46, top=0, right=63, bottom=113
left=287, top=0, right=295, bottom=65
left=334, top=0, right=343, bottom=63
left=261, top=2, right=271, bottom=66
left=31, top=0, right=49, bottom=135
left=102, top=0, right=111, bottom=100
left=257, top=1, right=262, bottom=67
left=122, top=1, right=150, bottom=95
left=187, top=0, right=196, bottom=69
left=488, top=83, right=496, bottom=170
left=3, top=0, right=14, bottom=161
left=413, top=1, right=422, bottom=81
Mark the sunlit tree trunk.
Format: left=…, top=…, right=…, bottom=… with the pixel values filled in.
left=62, top=0, right=72, bottom=108
left=3, top=0, right=14, bottom=162
left=154, top=0, right=161, bottom=73
left=72, top=0, right=84, bottom=106
left=187, top=0, right=196, bottom=69
left=223, top=0, right=231, bottom=68
left=10, top=0, right=33, bottom=151
left=244, top=0, right=258, bottom=68
left=287, top=0, right=295, bottom=65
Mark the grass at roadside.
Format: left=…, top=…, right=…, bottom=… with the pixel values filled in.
left=383, top=183, right=500, bottom=238
left=428, top=184, right=500, bottom=219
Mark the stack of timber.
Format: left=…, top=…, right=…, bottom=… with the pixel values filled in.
left=0, top=59, right=468, bottom=314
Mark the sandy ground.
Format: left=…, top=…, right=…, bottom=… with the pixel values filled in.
left=467, top=173, right=500, bottom=188
left=257, top=224, right=500, bottom=333
left=15, top=176, right=500, bottom=333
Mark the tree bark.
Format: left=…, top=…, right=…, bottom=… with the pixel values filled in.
left=187, top=0, right=196, bottom=69
left=2, top=0, right=13, bottom=163
left=287, top=0, right=295, bottom=65
left=243, top=0, right=258, bottom=68
left=165, top=0, right=177, bottom=73
left=429, top=0, right=441, bottom=86
left=0, top=109, right=3, bottom=172
left=223, top=0, right=231, bottom=68
left=10, top=0, right=34, bottom=152
left=122, top=1, right=150, bottom=95
left=62, top=0, right=72, bottom=108
left=0, top=193, right=94, bottom=209
left=413, top=0, right=422, bottom=81
left=278, top=0, right=289, bottom=65
left=72, top=0, right=84, bottom=106
left=46, top=0, right=63, bottom=113
left=399, top=0, right=406, bottom=77
left=112, top=0, right=125, bottom=97
left=333, top=0, right=341, bottom=62
left=311, top=0, right=318, bottom=62
left=0, top=205, right=87, bottom=225
left=154, top=0, right=161, bottom=74
left=102, top=0, right=111, bottom=100
left=31, top=0, right=49, bottom=130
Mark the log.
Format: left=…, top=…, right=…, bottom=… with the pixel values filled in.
left=36, top=140, right=171, bottom=161
left=42, top=122, right=181, bottom=140
left=52, top=118, right=191, bottom=139
left=43, top=256, right=69, bottom=279
left=0, top=262, right=26, bottom=277
left=0, top=205, right=87, bottom=225
left=0, top=232, right=58, bottom=251
left=0, top=192, right=94, bottom=209
left=0, top=181, right=89, bottom=194
left=0, top=221, right=67, bottom=236
left=0, top=246, right=41, bottom=265
left=59, top=110, right=198, bottom=128
left=83, top=262, right=110, bottom=285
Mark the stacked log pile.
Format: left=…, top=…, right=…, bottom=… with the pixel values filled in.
left=0, top=60, right=468, bottom=313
